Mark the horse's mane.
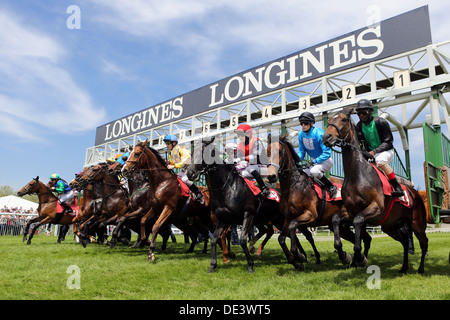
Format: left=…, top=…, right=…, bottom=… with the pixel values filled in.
left=283, top=139, right=302, bottom=163
left=146, top=146, right=168, bottom=168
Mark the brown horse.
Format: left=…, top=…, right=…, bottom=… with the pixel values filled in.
left=122, top=141, right=217, bottom=262
left=17, top=177, right=77, bottom=244
left=106, top=161, right=176, bottom=251
left=74, top=163, right=130, bottom=247
left=323, top=108, right=428, bottom=273
left=266, top=135, right=372, bottom=270
left=69, top=168, right=108, bottom=244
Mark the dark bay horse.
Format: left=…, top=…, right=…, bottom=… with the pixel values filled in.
left=266, top=136, right=372, bottom=270
left=186, top=137, right=319, bottom=273
left=74, top=163, right=130, bottom=247
left=17, top=177, right=77, bottom=244
left=322, top=108, right=428, bottom=273
left=122, top=141, right=216, bottom=262
left=69, top=168, right=109, bottom=244
left=106, top=161, right=174, bottom=250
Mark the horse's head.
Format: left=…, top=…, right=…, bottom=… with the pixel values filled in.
left=108, top=160, right=123, bottom=176
left=187, top=136, right=223, bottom=181
left=17, top=176, right=40, bottom=197
left=323, top=107, right=354, bottom=148
left=122, top=141, right=148, bottom=175
left=78, top=164, right=108, bottom=185
left=70, top=168, right=88, bottom=190
left=266, top=134, right=284, bottom=181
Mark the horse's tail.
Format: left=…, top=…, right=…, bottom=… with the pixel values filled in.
left=409, top=186, right=428, bottom=232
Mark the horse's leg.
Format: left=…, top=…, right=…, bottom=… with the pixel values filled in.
left=147, top=206, right=174, bottom=262
left=220, top=226, right=233, bottom=264
left=111, top=209, right=141, bottom=248
left=288, top=220, right=306, bottom=271
left=352, top=202, right=379, bottom=267
left=239, top=211, right=256, bottom=273
left=23, top=217, right=38, bottom=242
left=278, top=221, right=297, bottom=268
left=299, top=226, right=321, bottom=264
left=411, top=199, right=428, bottom=274
left=255, top=224, right=274, bottom=259
left=361, top=225, right=372, bottom=259
left=27, top=216, right=51, bottom=244
left=332, top=212, right=352, bottom=266
left=134, top=209, right=156, bottom=248
left=383, top=223, right=410, bottom=273
left=248, top=224, right=267, bottom=254
left=209, top=221, right=227, bottom=273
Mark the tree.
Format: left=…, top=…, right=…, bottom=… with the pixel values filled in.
left=0, top=185, right=38, bottom=203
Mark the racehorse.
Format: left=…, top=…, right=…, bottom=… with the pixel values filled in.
left=186, top=137, right=319, bottom=273
left=266, top=135, right=372, bottom=270
left=74, top=163, right=130, bottom=247
left=106, top=161, right=174, bottom=250
left=122, top=140, right=216, bottom=262
left=17, top=177, right=77, bottom=244
left=69, top=168, right=108, bottom=244
left=322, top=107, right=428, bottom=273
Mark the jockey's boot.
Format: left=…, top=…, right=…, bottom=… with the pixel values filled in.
left=389, top=177, right=405, bottom=197
left=61, top=201, right=73, bottom=215
left=188, top=184, right=205, bottom=205
left=251, top=170, right=271, bottom=197
left=319, top=176, right=337, bottom=197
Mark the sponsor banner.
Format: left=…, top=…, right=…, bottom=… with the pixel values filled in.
left=95, top=6, right=431, bottom=146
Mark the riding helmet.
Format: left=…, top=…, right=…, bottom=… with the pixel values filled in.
left=355, top=99, right=374, bottom=111
left=235, top=124, right=252, bottom=135
left=163, top=134, right=178, bottom=143
left=298, top=112, right=315, bottom=123
left=49, top=173, right=60, bottom=179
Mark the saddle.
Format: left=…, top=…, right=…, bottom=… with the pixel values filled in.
left=56, top=198, right=79, bottom=216
left=243, top=178, right=280, bottom=202
left=312, top=180, right=342, bottom=201
left=176, top=177, right=206, bottom=205
left=370, top=163, right=412, bottom=225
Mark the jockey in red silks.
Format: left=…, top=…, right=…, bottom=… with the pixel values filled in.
left=234, top=124, right=270, bottom=197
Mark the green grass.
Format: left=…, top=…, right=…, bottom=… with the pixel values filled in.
left=0, top=232, right=449, bottom=300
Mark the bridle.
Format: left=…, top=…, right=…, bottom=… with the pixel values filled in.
left=326, top=114, right=355, bottom=148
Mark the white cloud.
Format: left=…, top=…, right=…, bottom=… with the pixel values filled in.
left=0, top=10, right=105, bottom=140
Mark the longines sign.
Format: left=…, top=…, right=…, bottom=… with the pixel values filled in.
left=95, top=6, right=431, bottom=146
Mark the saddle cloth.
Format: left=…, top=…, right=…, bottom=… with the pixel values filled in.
left=56, top=198, right=79, bottom=216
left=313, top=181, right=342, bottom=201
left=243, top=178, right=280, bottom=203
left=177, top=177, right=206, bottom=204
left=370, top=163, right=412, bottom=209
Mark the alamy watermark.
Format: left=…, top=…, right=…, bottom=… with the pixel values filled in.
left=366, top=265, right=381, bottom=290
left=66, top=265, right=81, bottom=289
left=66, top=5, right=81, bottom=30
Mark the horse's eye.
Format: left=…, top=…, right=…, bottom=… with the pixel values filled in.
left=342, top=118, right=348, bottom=122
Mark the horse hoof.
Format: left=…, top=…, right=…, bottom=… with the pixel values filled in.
left=148, top=254, right=156, bottom=263
left=294, top=263, right=305, bottom=272
left=208, top=268, right=216, bottom=274
left=299, top=253, right=307, bottom=263
left=340, top=252, right=352, bottom=266
left=355, top=255, right=368, bottom=268
left=109, top=241, right=117, bottom=248
left=26, top=240, right=31, bottom=245
left=249, top=247, right=255, bottom=254
left=248, top=267, right=255, bottom=274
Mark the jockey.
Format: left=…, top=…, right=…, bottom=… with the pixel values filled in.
left=163, top=134, right=204, bottom=204
left=48, top=173, right=75, bottom=213
left=297, top=112, right=337, bottom=197
left=355, top=99, right=404, bottom=197
left=234, top=124, right=270, bottom=197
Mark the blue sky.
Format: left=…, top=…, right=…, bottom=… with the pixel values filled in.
left=1, top=0, right=448, bottom=191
